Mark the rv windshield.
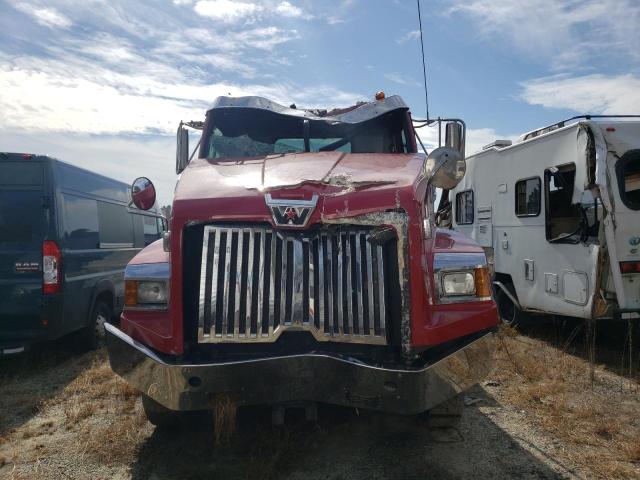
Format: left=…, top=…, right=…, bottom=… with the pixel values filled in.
left=202, top=108, right=410, bottom=159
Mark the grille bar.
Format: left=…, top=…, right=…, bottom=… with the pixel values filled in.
left=198, top=225, right=389, bottom=345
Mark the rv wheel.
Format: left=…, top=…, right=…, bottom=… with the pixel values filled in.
left=496, top=288, right=525, bottom=326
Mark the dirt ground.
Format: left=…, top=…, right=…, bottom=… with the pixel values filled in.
left=1, top=323, right=639, bottom=480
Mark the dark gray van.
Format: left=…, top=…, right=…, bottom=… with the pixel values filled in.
left=0, top=153, right=165, bottom=354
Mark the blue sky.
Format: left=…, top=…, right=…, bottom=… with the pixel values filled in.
left=0, top=0, right=639, bottom=205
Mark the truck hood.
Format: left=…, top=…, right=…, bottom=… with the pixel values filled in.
left=174, top=152, right=426, bottom=202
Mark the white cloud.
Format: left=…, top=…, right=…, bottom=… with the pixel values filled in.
left=520, top=74, right=640, bottom=114
left=396, top=30, right=420, bottom=44
left=193, top=0, right=262, bottom=23
left=384, top=72, right=420, bottom=87
left=448, top=0, right=640, bottom=70
left=0, top=52, right=363, bottom=135
left=275, top=1, right=305, bottom=18
left=13, top=3, right=72, bottom=29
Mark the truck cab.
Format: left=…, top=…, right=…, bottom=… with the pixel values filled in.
left=105, top=95, right=497, bottom=426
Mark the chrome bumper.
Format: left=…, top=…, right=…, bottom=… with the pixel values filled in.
left=105, top=323, right=494, bottom=414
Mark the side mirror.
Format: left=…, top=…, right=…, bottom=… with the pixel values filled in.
left=425, top=147, right=466, bottom=190
left=176, top=123, right=189, bottom=174
left=131, top=177, right=156, bottom=211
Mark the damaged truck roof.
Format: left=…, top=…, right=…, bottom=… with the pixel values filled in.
left=207, top=95, right=410, bottom=126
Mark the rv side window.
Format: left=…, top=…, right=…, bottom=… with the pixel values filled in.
left=515, top=177, right=541, bottom=217
left=616, top=150, right=640, bottom=210
left=455, top=190, right=474, bottom=225
left=544, top=164, right=581, bottom=242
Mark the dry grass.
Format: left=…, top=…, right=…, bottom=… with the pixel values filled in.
left=213, top=394, right=238, bottom=446
left=76, top=405, right=149, bottom=464
left=494, top=326, right=640, bottom=479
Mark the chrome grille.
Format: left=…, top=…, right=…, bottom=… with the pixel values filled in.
left=198, top=225, right=389, bottom=345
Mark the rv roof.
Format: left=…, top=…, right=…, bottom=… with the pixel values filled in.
left=519, top=115, right=640, bottom=142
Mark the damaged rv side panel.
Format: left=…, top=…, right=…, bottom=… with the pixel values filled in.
left=451, top=120, right=640, bottom=320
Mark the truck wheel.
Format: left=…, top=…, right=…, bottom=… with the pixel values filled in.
left=423, top=394, right=464, bottom=429
left=78, top=300, right=111, bottom=350
left=495, top=288, right=525, bottom=327
left=141, top=395, right=209, bottom=430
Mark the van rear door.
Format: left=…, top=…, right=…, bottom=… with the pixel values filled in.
left=0, top=158, right=48, bottom=346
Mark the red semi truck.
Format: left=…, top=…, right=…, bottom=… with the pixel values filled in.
left=105, top=94, right=498, bottom=427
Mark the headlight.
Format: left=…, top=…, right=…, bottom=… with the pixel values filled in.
left=124, top=263, right=170, bottom=310
left=433, top=253, right=492, bottom=303
left=442, top=272, right=475, bottom=295
left=137, top=281, right=168, bottom=303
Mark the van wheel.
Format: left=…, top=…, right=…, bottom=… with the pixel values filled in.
left=80, top=300, right=111, bottom=350
left=142, top=395, right=208, bottom=430
left=496, top=288, right=525, bottom=327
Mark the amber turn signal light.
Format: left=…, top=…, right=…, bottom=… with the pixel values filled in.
left=125, top=280, right=138, bottom=307
left=474, top=267, right=492, bottom=298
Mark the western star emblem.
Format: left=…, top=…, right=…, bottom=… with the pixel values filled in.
left=284, top=207, right=298, bottom=220
left=265, top=194, right=318, bottom=227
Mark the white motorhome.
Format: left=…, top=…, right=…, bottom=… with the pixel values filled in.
left=446, top=116, right=640, bottom=324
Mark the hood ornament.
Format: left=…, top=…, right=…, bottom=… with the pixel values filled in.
left=265, top=194, right=318, bottom=228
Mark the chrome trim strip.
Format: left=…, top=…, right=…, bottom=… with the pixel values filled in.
left=318, top=235, right=325, bottom=333
left=377, top=245, right=386, bottom=337
left=244, top=228, right=255, bottom=337
left=221, top=230, right=232, bottom=337
left=264, top=194, right=319, bottom=206
left=345, top=233, right=353, bottom=335
left=336, top=234, right=344, bottom=335
left=100, top=242, right=134, bottom=249
left=234, top=229, right=243, bottom=338
left=355, top=233, right=364, bottom=335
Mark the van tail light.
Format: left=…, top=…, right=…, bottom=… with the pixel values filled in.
left=43, top=240, right=61, bottom=294
left=620, top=261, right=640, bottom=275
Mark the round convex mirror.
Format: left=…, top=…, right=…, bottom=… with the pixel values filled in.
left=131, top=177, right=156, bottom=210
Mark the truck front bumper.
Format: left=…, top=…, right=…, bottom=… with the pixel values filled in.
left=105, top=323, right=494, bottom=415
